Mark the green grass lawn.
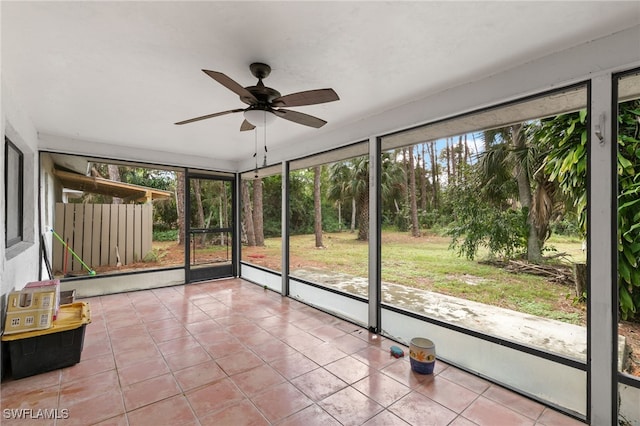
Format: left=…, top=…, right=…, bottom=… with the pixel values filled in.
left=269, top=230, right=586, bottom=324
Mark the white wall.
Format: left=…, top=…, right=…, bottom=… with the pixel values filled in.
left=60, top=269, right=185, bottom=298
left=1, top=79, right=41, bottom=379
left=1, top=80, right=41, bottom=295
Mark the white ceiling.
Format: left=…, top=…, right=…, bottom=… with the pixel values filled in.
left=2, top=1, right=640, bottom=169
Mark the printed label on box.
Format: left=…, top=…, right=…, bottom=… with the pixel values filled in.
left=4, top=309, right=54, bottom=334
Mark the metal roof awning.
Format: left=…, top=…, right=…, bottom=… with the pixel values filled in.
left=53, top=169, right=173, bottom=203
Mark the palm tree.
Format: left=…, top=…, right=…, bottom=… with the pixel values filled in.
left=428, top=141, right=439, bottom=209
left=252, top=178, right=264, bottom=246
left=327, top=158, right=368, bottom=240
left=348, top=157, right=370, bottom=241
left=328, top=161, right=355, bottom=233
left=407, top=148, right=420, bottom=237
left=478, top=124, right=554, bottom=263
left=241, top=180, right=256, bottom=246
left=327, top=154, right=404, bottom=241
left=176, top=172, right=186, bottom=245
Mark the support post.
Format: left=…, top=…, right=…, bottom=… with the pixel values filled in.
left=588, top=74, right=616, bottom=425
left=282, top=161, right=290, bottom=296
left=368, top=137, right=381, bottom=333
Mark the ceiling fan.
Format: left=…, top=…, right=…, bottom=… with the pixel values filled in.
left=175, top=62, right=339, bottom=131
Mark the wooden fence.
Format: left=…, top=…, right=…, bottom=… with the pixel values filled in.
left=52, top=203, right=152, bottom=273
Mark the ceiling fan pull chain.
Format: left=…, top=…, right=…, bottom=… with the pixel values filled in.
left=254, top=128, right=259, bottom=177
left=263, top=118, right=268, bottom=167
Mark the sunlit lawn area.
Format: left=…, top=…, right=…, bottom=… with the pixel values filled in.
left=245, top=230, right=586, bottom=325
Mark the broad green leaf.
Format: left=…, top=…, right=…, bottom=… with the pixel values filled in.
left=620, top=286, right=636, bottom=316
left=619, top=260, right=632, bottom=284
left=624, top=222, right=640, bottom=237
left=623, top=246, right=638, bottom=268
left=618, top=154, right=633, bottom=171
left=579, top=109, right=587, bottom=124
left=618, top=198, right=640, bottom=210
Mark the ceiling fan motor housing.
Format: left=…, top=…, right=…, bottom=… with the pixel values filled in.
left=242, top=63, right=281, bottom=106
left=242, top=85, right=281, bottom=106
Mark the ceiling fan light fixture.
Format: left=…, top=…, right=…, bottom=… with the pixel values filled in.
left=244, top=109, right=277, bottom=127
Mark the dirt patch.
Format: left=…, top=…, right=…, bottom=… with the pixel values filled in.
left=619, top=320, right=640, bottom=376
left=382, top=232, right=450, bottom=245
left=74, top=241, right=226, bottom=276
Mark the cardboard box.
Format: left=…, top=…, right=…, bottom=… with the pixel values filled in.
left=4, top=309, right=54, bottom=334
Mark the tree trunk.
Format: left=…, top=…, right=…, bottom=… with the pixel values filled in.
left=242, top=180, right=256, bottom=246
left=402, top=148, right=410, bottom=209
left=193, top=180, right=205, bottom=228
left=408, top=149, right=420, bottom=237
left=429, top=141, right=438, bottom=209
left=192, top=180, right=206, bottom=245
left=108, top=165, right=122, bottom=204
left=512, top=123, right=541, bottom=263
left=221, top=181, right=228, bottom=245
left=337, top=201, right=342, bottom=232
left=421, top=144, right=428, bottom=211
left=176, top=172, right=185, bottom=245
left=446, top=138, right=452, bottom=185
left=350, top=198, right=356, bottom=233
left=313, top=166, right=324, bottom=248
left=252, top=178, right=264, bottom=246
left=218, top=198, right=224, bottom=245
left=356, top=190, right=369, bottom=241
left=472, top=133, right=479, bottom=162
left=574, top=263, right=587, bottom=297
left=456, top=137, right=461, bottom=182
left=452, top=138, right=458, bottom=185
left=463, top=134, right=470, bottom=166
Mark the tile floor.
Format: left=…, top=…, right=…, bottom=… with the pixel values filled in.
left=0, top=278, right=585, bottom=425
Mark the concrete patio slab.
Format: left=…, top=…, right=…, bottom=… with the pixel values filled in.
left=292, top=267, right=627, bottom=370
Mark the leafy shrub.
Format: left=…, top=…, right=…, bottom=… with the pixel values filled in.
left=394, top=209, right=410, bottom=232
left=263, top=219, right=282, bottom=238
left=153, top=222, right=172, bottom=232
left=446, top=179, right=528, bottom=260
left=322, top=215, right=344, bottom=233
left=153, top=229, right=178, bottom=241
left=420, top=210, right=445, bottom=229
left=143, top=248, right=166, bottom=263
left=550, top=217, right=581, bottom=237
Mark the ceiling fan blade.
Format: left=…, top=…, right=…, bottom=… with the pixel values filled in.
left=240, top=120, right=255, bottom=132
left=202, top=70, right=258, bottom=104
left=271, top=88, right=339, bottom=107
left=272, top=108, right=327, bottom=128
left=174, top=108, right=244, bottom=125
